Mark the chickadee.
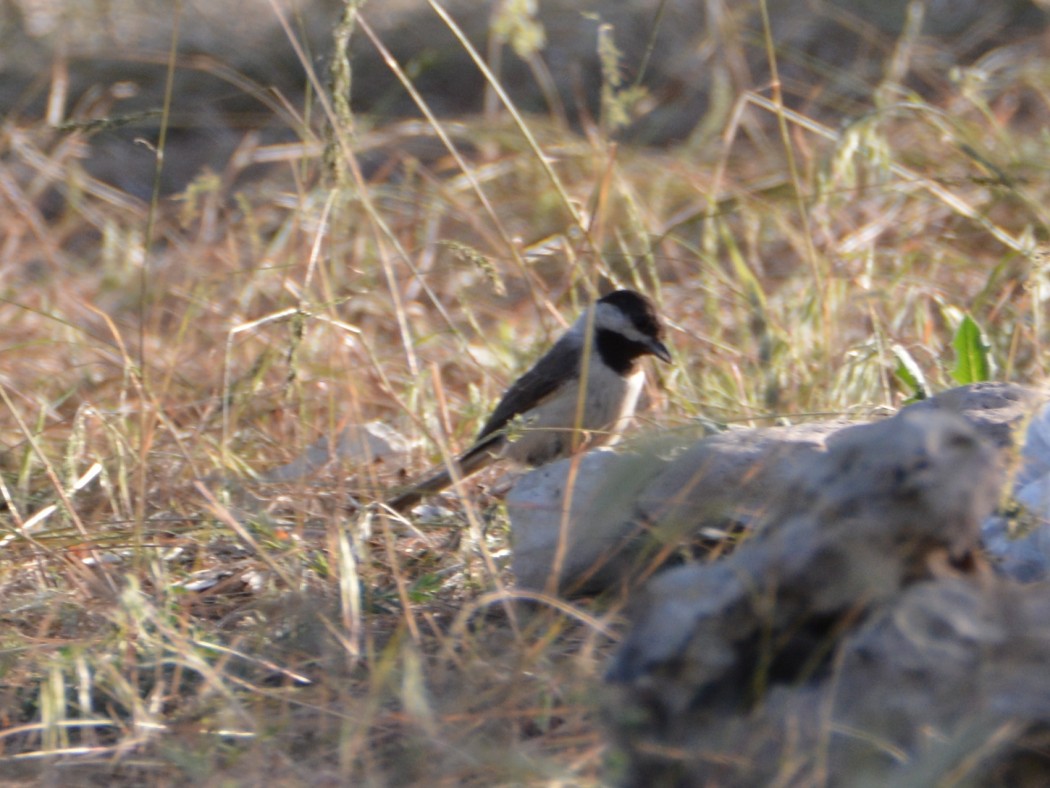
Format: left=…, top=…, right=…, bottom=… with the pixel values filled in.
left=387, top=289, right=672, bottom=512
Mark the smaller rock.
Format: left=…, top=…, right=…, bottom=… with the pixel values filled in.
left=508, top=448, right=669, bottom=594
left=263, top=422, right=411, bottom=482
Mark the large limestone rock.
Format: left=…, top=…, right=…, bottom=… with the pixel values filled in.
left=604, top=408, right=1020, bottom=785
left=509, top=383, right=1041, bottom=595
left=508, top=421, right=846, bottom=594
left=609, top=575, right=1050, bottom=785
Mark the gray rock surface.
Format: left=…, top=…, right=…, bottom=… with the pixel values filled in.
left=263, top=422, right=410, bottom=482
left=508, top=447, right=670, bottom=594
left=908, top=380, right=1044, bottom=450
left=508, top=419, right=852, bottom=595
left=605, top=408, right=1017, bottom=785
left=982, top=399, right=1050, bottom=581
left=510, top=383, right=1042, bottom=596
left=632, top=420, right=851, bottom=541
left=609, top=575, right=1050, bottom=786
left=608, top=408, right=1002, bottom=686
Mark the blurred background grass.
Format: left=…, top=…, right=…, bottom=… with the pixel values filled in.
left=0, top=0, right=1048, bottom=782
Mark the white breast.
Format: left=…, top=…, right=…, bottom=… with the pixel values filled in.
left=501, top=356, right=646, bottom=467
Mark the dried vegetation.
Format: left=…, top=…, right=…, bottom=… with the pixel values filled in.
left=0, top=0, right=1048, bottom=783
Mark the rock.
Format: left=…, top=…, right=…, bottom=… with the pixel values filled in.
left=608, top=407, right=1002, bottom=684
left=263, top=422, right=410, bottom=482
left=509, top=384, right=1044, bottom=597
left=632, top=420, right=850, bottom=543
left=507, top=422, right=850, bottom=595
left=982, top=399, right=1050, bottom=581
left=825, top=579, right=1018, bottom=781
left=1016, top=400, right=1050, bottom=488
left=906, top=382, right=1050, bottom=582
left=911, top=381, right=1043, bottom=450
left=609, top=575, right=1050, bottom=786
left=507, top=447, right=670, bottom=594
left=605, top=409, right=1013, bottom=785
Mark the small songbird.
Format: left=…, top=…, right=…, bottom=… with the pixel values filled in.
left=388, top=289, right=672, bottom=512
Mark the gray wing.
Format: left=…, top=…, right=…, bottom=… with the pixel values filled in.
left=388, top=332, right=582, bottom=509
left=474, top=333, right=581, bottom=443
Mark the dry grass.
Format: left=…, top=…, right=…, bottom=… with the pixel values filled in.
left=0, top=2, right=1048, bottom=784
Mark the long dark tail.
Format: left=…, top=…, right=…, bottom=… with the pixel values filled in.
left=385, top=439, right=498, bottom=512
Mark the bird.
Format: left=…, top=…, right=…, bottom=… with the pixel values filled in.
left=387, top=289, right=672, bottom=512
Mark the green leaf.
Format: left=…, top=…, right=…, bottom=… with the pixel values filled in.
left=950, top=314, right=992, bottom=384
left=891, top=344, right=928, bottom=401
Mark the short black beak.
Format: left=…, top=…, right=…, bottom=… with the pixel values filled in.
left=649, top=339, right=672, bottom=363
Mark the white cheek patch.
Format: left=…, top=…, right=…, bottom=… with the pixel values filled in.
left=592, top=302, right=651, bottom=346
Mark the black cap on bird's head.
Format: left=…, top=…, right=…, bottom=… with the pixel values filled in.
left=595, top=289, right=672, bottom=364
